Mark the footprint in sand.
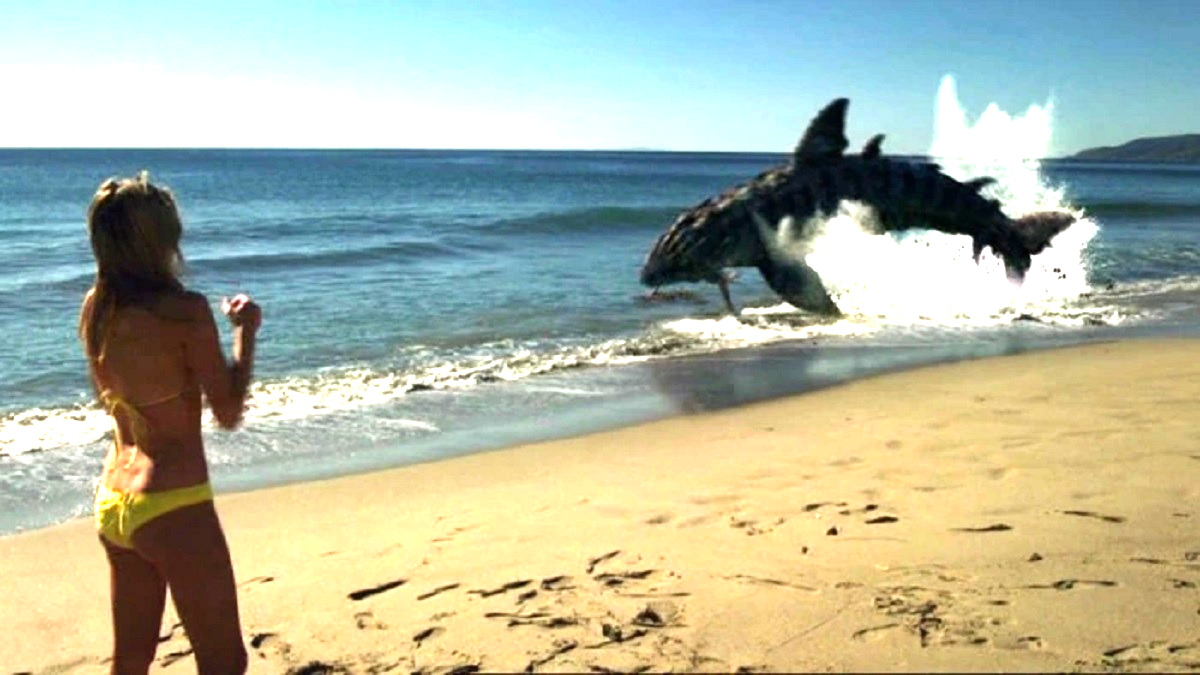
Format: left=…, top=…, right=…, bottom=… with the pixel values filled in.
left=484, top=609, right=577, bottom=629
left=912, top=485, right=951, bottom=493
left=586, top=550, right=621, bottom=574
left=1132, top=553, right=1200, bottom=570
left=523, top=639, right=579, bottom=672
left=1027, top=579, right=1118, bottom=590
left=872, top=577, right=1018, bottom=649
left=541, top=574, right=575, bottom=591
left=632, top=600, right=681, bottom=627
left=725, top=574, right=819, bottom=593
left=354, top=611, right=387, bottom=630
left=250, top=641, right=352, bottom=675
left=285, top=660, right=352, bottom=673
left=464, top=550, right=701, bottom=671
left=413, top=626, right=443, bottom=646
left=1059, top=509, right=1127, bottom=523
left=865, top=515, right=899, bottom=525
left=675, top=514, right=716, bottom=528
left=250, top=631, right=294, bottom=665
left=467, top=579, right=533, bottom=598
left=688, top=493, right=743, bottom=506
left=952, top=523, right=1013, bottom=533
left=1016, top=635, right=1045, bottom=650
left=594, top=569, right=655, bottom=588
left=417, top=582, right=461, bottom=601
left=828, top=456, right=863, bottom=467
left=802, top=500, right=847, bottom=512
left=839, top=503, right=882, bottom=516
left=347, top=577, right=407, bottom=601
left=158, top=647, right=193, bottom=667
left=238, top=575, right=275, bottom=587
left=851, top=623, right=901, bottom=641
left=1101, top=639, right=1200, bottom=670
left=729, top=515, right=785, bottom=535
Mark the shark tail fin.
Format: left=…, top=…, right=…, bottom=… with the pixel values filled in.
left=1012, top=211, right=1076, bottom=255
left=997, top=211, right=1077, bottom=280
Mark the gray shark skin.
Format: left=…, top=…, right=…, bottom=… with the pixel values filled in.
left=639, top=98, right=1077, bottom=316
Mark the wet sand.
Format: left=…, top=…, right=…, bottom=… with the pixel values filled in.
left=2, top=338, right=1198, bottom=673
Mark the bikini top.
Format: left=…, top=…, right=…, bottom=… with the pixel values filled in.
left=100, top=386, right=193, bottom=463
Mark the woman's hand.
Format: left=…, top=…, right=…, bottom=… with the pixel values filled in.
left=221, top=293, right=262, bottom=331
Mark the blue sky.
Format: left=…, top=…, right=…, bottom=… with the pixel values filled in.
left=2, top=0, right=1196, bottom=155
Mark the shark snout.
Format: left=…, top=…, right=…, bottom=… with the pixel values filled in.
left=639, top=256, right=715, bottom=287
left=639, top=258, right=666, bottom=286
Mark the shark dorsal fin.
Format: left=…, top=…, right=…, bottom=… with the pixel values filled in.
left=964, top=177, right=997, bottom=191
left=793, top=98, right=849, bottom=164
left=861, top=134, right=885, bottom=159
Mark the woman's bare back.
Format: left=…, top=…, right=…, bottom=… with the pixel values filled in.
left=88, top=291, right=244, bottom=492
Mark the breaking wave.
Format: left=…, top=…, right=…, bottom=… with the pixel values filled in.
left=0, top=325, right=796, bottom=457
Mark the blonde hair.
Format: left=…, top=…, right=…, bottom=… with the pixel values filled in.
left=79, top=171, right=185, bottom=361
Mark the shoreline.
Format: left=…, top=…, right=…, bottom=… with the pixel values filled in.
left=3, top=337, right=1199, bottom=672
left=2, top=327, right=1146, bottom=537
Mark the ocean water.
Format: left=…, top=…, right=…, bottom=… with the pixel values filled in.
left=2, top=95, right=1199, bottom=535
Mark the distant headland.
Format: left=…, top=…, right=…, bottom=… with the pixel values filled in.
left=1069, top=134, right=1200, bottom=162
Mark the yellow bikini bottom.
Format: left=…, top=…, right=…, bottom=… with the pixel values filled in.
left=95, top=481, right=214, bottom=548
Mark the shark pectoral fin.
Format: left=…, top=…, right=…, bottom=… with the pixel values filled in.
left=756, top=255, right=840, bottom=316
left=972, top=236, right=985, bottom=263
left=749, top=208, right=839, bottom=315
left=750, top=208, right=839, bottom=315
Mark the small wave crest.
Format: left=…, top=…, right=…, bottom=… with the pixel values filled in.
left=0, top=405, right=110, bottom=459
left=0, top=328, right=713, bottom=458
left=190, top=239, right=458, bottom=275
left=5, top=238, right=463, bottom=297
left=483, top=206, right=680, bottom=236
left=1078, top=201, right=1200, bottom=219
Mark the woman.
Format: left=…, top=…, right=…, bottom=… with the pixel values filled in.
left=79, top=172, right=260, bottom=673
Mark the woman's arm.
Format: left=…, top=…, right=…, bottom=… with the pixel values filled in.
left=183, top=292, right=261, bottom=429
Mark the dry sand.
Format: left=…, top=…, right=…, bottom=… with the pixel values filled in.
left=2, top=338, right=1198, bottom=673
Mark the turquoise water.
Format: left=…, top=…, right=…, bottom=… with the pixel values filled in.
left=2, top=148, right=1198, bottom=534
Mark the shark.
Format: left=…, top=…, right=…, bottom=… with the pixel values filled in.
left=639, top=98, right=1076, bottom=315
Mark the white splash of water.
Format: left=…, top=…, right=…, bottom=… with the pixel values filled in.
left=804, top=75, right=1100, bottom=322
left=929, top=74, right=1063, bottom=215
left=0, top=406, right=110, bottom=458
left=662, top=313, right=874, bottom=346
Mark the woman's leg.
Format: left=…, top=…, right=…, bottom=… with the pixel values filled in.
left=133, top=501, right=247, bottom=675
left=100, top=536, right=167, bottom=675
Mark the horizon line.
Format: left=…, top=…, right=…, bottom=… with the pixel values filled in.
left=1, top=147, right=1195, bottom=163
